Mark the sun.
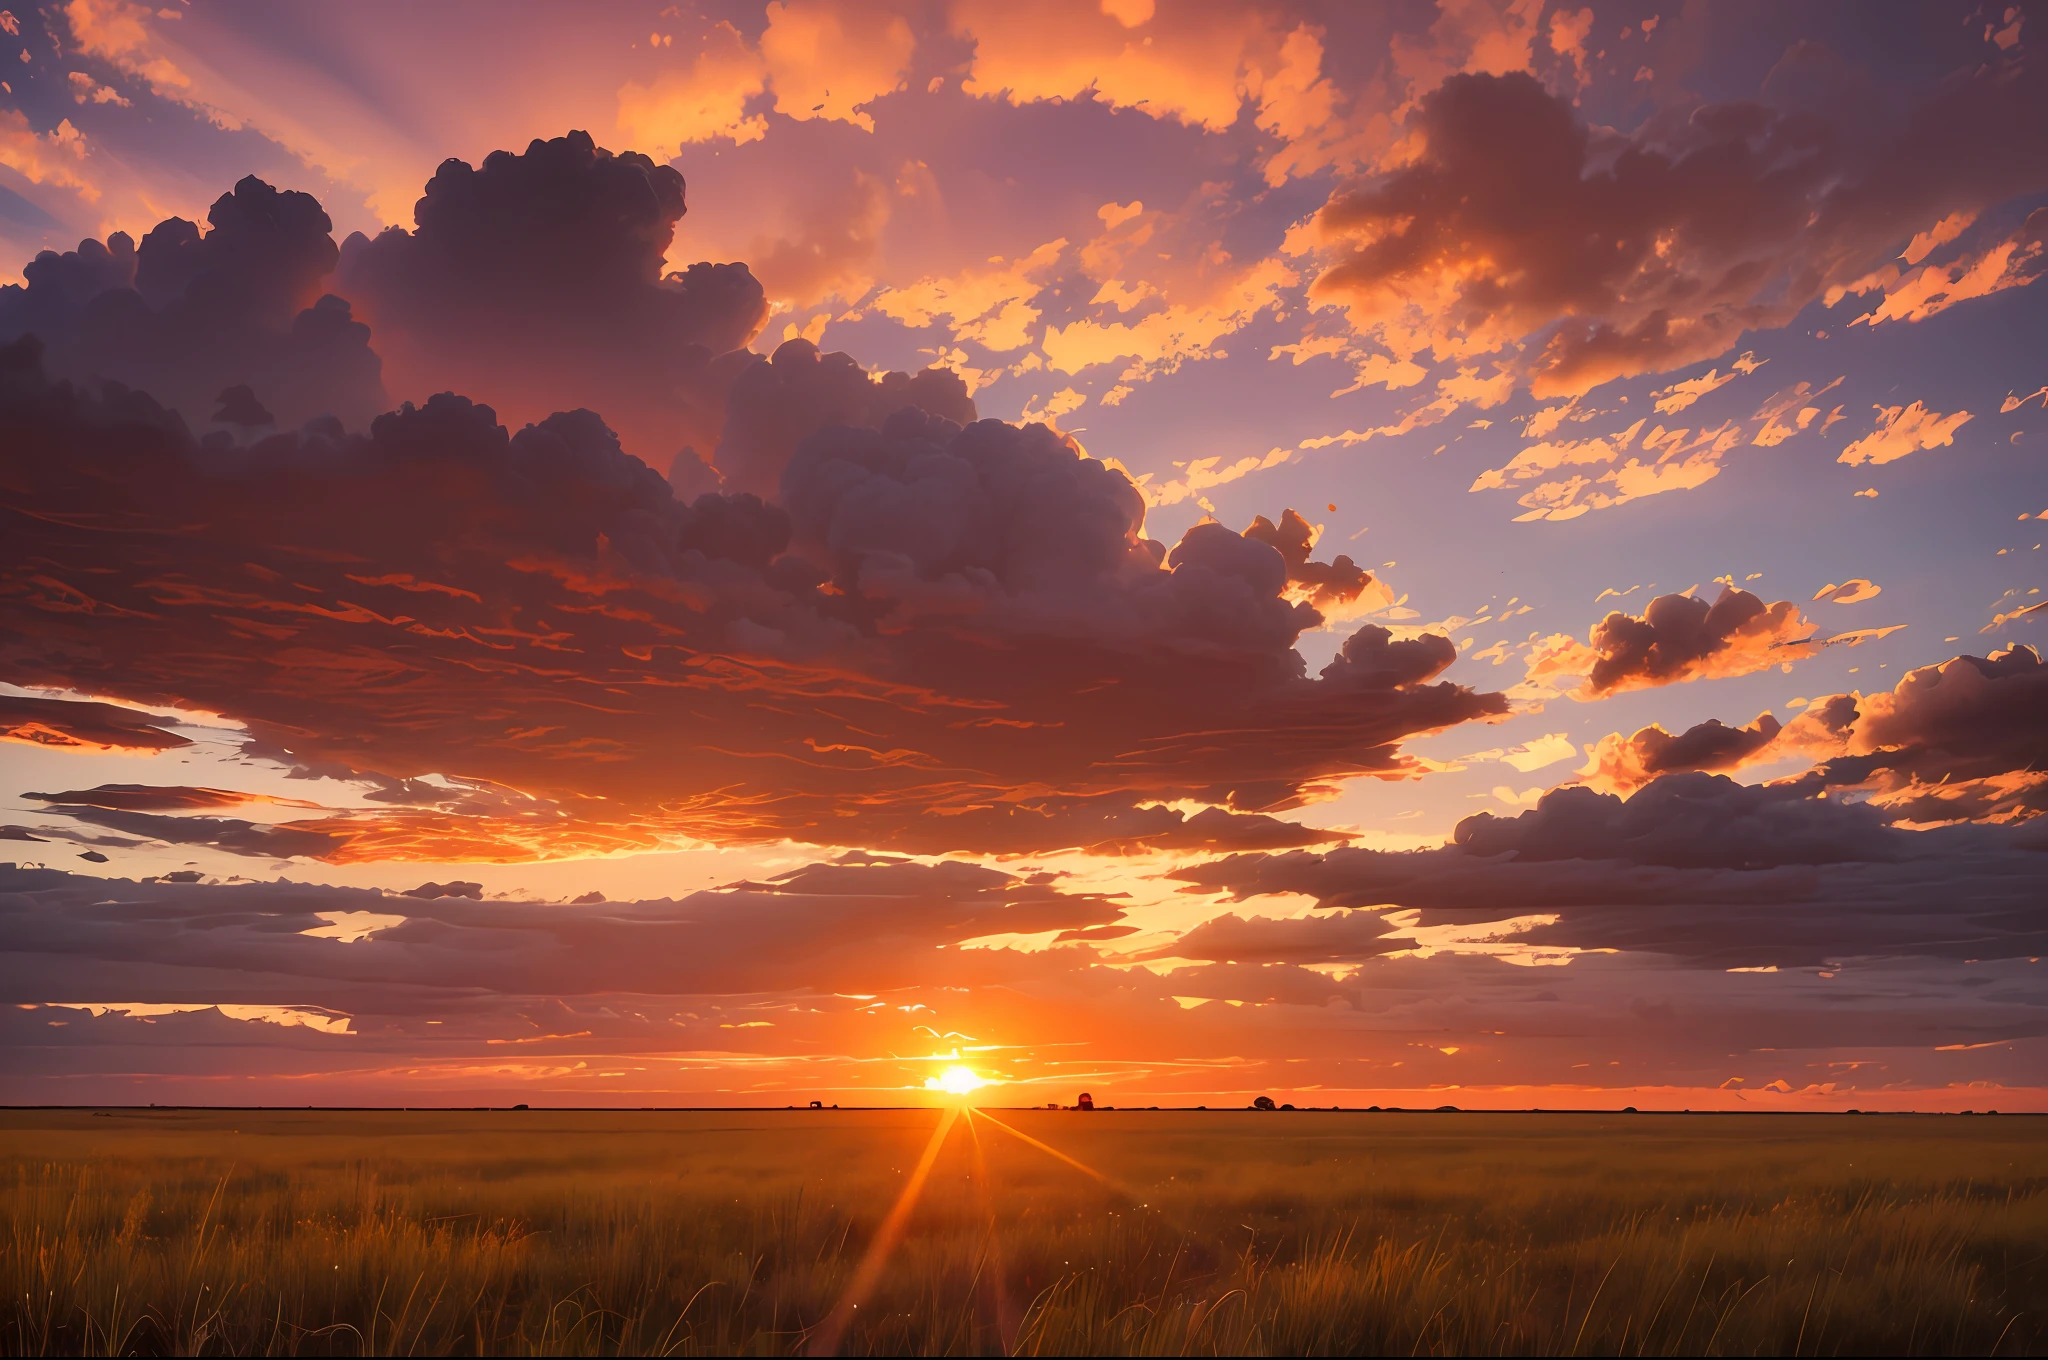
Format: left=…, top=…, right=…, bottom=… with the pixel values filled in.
left=925, top=1064, right=989, bottom=1097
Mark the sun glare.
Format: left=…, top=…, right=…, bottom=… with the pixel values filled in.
left=926, top=1064, right=989, bottom=1096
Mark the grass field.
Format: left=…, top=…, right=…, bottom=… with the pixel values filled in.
left=4, top=1106, right=2045, bottom=1356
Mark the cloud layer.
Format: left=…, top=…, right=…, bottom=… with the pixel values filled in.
left=0, top=336, right=1499, bottom=859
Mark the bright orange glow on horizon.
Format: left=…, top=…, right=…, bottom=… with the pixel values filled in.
left=925, top=1065, right=991, bottom=1098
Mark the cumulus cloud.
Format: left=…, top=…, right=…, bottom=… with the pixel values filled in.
left=336, top=131, right=768, bottom=469
left=1301, top=53, right=2048, bottom=397
left=1574, top=644, right=2048, bottom=822
left=1240, top=508, right=1380, bottom=611
left=0, top=176, right=385, bottom=429
left=1796, top=645, right=2048, bottom=825
left=0, top=338, right=1501, bottom=859
left=1522, top=588, right=1817, bottom=699
left=1577, top=713, right=1783, bottom=794
left=714, top=337, right=977, bottom=497
left=1176, top=772, right=2048, bottom=970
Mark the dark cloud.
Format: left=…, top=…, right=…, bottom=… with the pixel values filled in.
left=1311, top=56, right=2048, bottom=394
left=0, top=341, right=1499, bottom=858
left=0, top=176, right=386, bottom=429
left=1146, top=909, right=1411, bottom=965
left=212, top=383, right=274, bottom=428
left=1796, top=646, right=2048, bottom=824
left=1582, top=645, right=2048, bottom=821
left=1556, top=588, right=1813, bottom=697
left=0, top=857, right=1126, bottom=1006
left=0, top=694, right=192, bottom=752
left=337, top=131, right=768, bottom=473
left=1586, top=589, right=1810, bottom=695
left=716, top=338, right=979, bottom=498
left=1450, top=775, right=1899, bottom=869
left=404, top=881, right=482, bottom=900
left=25, top=785, right=287, bottom=812
left=1580, top=711, right=1783, bottom=793
left=1241, top=509, right=1374, bottom=609
left=46, top=807, right=351, bottom=861
left=1177, top=773, right=2048, bottom=969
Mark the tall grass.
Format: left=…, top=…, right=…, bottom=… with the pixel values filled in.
left=3, top=1108, right=2043, bottom=1355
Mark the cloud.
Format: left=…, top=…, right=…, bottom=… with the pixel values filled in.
left=714, top=337, right=978, bottom=498
left=1175, top=772, right=2048, bottom=970
left=949, top=0, right=1286, bottom=133
left=1832, top=208, right=2046, bottom=326
left=1576, top=644, right=2048, bottom=824
left=0, top=694, right=192, bottom=753
left=1472, top=371, right=1849, bottom=521
left=60, top=0, right=211, bottom=121
left=758, top=0, right=916, bottom=132
left=1577, top=712, right=1783, bottom=794
left=1649, top=353, right=1761, bottom=414
left=1041, top=256, right=1296, bottom=382
left=1147, top=908, right=1411, bottom=965
left=1750, top=377, right=1843, bottom=447
left=750, top=170, right=895, bottom=313
left=870, top=238, right=1066, bottom=355
left=0, top=176, right=385, bottom=430
left=336, top=131, right=769, bottom=469
left=26, top=784, right=319, bottom=812
left=0, top=855, right=1131, bottom=1011
left=1799, top=645, right=2048, bottom=826
left=0, top=110, right=95, bottom=202
left=615, top=21, right=771, bottom=153
left=0, top=338, right=1503, bottom=859
left=1301, top=53, right=2048, bottom=397
left=1240, top=508, right=1381, bottom=612
left=1812, top=578, right=1881, bottom=605
left=1523, top=588, right=1817, bottom=699
left=1837, top=400, right=1973, bottom=467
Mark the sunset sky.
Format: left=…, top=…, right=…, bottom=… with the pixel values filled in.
left=1, top=0, right=2044, bottom=1111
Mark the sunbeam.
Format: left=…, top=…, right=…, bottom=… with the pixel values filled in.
left=804, top=1107, right=959, bottom=1357
left=968, top=1108, right=1140, bottom=1201
left=965, top=1111, right=1019, bottom=1353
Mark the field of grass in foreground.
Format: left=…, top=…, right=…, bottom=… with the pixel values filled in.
left=4, top=1107, right=2046, bottom=1356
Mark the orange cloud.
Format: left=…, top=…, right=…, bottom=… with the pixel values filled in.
left=2, top=333, right=1504, bottom=861
left=1837, top=401, right=1973, bottom=467
left=615, top=21, right=771, bottom=153
left=1524, top=589, right=1818, bottom=700
left=0, top=695, right=192, bottom=753
left=1576, top=713, right=1783, bottom=795
left=759, top=0, right=915, bottom=131
left=1301, top=52, right=2048, bottom=400
left=0, top=110, right=95, bottom=201
left=949, top=0, right=1283, bottom=132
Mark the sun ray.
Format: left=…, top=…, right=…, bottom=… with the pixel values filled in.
left=968, top=1107, right=1141, bottom=1200
left=804, top=1107, right=959, bottom=1357
left=965, top=1111, right=1019, bottom=1353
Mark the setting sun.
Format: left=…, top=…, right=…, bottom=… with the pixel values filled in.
left=925, top=1065, right=989, bottom=1097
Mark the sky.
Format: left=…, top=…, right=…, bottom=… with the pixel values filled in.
left=0, top=0, right=2044, bottom=1111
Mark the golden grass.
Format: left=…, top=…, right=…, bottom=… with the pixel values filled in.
left=3, top=1106, right=2044, bottom=1355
